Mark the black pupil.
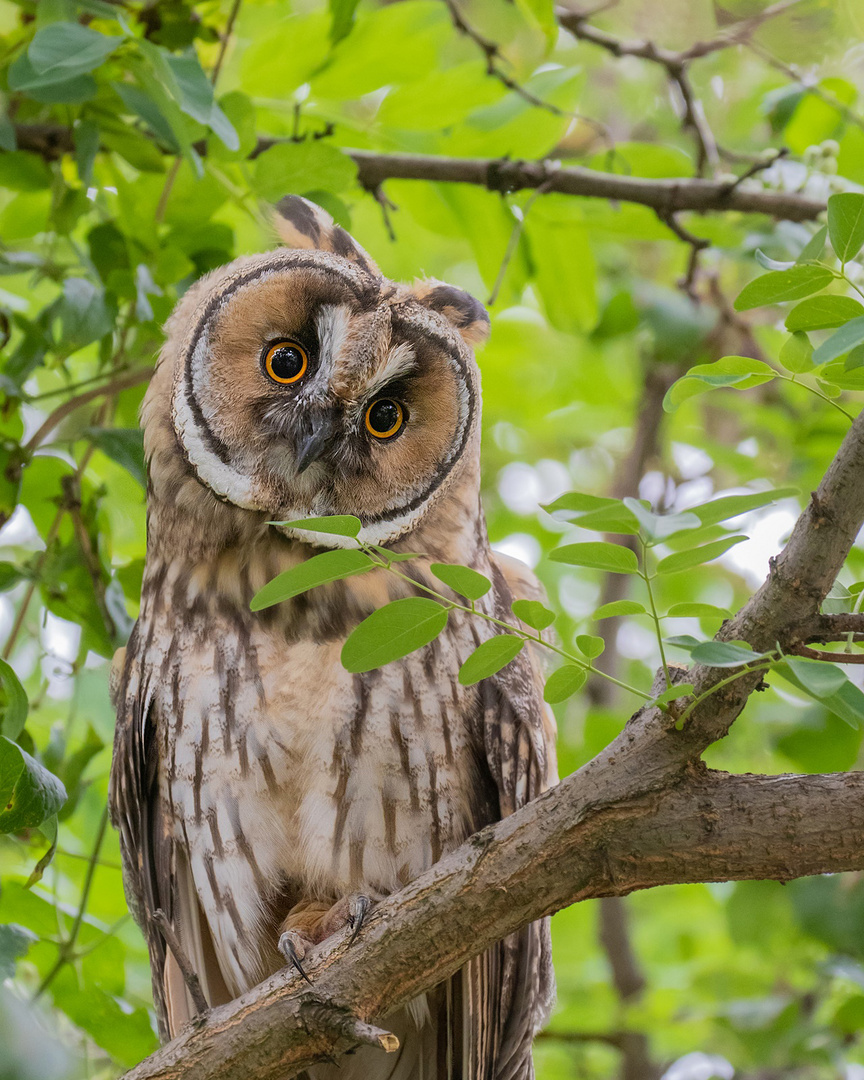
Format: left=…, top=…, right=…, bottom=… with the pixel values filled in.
left=270, top=345, right=304, bottom=380
left=370, top=399, right=400, bottom=434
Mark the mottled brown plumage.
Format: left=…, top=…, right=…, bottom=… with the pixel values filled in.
left=109, top=197, right=557, bottom=1079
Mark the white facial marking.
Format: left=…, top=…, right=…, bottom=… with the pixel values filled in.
left=315, top=304, right=352, bottom=388
left=367, top=341, right=416, bottom=395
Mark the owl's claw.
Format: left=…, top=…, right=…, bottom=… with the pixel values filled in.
left=345, top=894, right=369, bottom=946
left=278, top=930, right=314, bottom=985
left=347, top=894, right=370, bottom=944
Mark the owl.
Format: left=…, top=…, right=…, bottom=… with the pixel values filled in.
left=109, top=196, right=558, bottom=1080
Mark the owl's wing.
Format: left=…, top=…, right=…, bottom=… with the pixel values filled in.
left=109, top=629, right=227, bottom=1041
left=457, top=552, right=558, bottom=1080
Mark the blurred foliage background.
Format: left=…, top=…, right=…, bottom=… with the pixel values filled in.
left=1, top=0, right=864, bottom=1078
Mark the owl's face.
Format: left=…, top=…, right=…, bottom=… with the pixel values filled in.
left=168, top=197, right=490, bottom=547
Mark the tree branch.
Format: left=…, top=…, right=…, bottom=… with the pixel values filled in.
left=12, top=124, right=826, bottom=222
left=120, top=768, right=864, bottom=1080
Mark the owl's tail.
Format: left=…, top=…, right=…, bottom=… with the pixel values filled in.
left=305, top=921, right=553, bottom=1080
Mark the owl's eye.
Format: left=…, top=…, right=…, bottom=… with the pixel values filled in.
left=263, top=340, right=309, bottom=384
left=365, top=398, right=405, bottom=440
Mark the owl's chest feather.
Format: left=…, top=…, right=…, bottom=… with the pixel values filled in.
left=156, top=607, right=484, bottom=926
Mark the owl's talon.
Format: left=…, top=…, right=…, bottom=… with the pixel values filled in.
left=347, top=894, right=370, bottom=944
left=278, top=930, right=314, bottom=985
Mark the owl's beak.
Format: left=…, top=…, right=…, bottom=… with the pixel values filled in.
left=295, top=413, right=338, bottom=473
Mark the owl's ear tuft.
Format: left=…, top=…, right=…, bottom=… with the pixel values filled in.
left=413, top=280, right=491, bottom=347
left=273, top=195, right=379, bottom=277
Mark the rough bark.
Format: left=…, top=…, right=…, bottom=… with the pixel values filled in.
left=120, top=769, right=864, bottom=1080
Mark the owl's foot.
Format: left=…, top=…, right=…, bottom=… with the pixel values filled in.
left=320, top=893, right=370, bottom=944
left=278, top=893, right=372, bottom=982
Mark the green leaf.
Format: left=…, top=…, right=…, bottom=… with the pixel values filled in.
left=86, top=428, right=146, bottom=487
left=250, top=549, right=375, bottom=610
left=812, top=316, right=864, bottom=365
left=543, top=492, right=619, bottom=514
left=254, top=141, right=358, bottom=201
left=651, top=683, right=695, bottom=705
left=0, top=659, right=28, bottom=741
left=59, top=277, right=114, bottom=349
left=690, top=641, right=769, bottom=667
left=458, top=635, right=524, bottom=685
left=576, top=634, right=605, bottom=659
left=0, top=152, right=52, bottom=192
left=0, top=923, right=36, bottom=980
left=621, top=498, right=701, bottom=541
left=430, top=563, right=492, bottom=601
left=593, top=600, right=647, bottom=619
left=28, top=22, right=122, bottom=78
left=665, top=603, right=731, bottom=619
left=777, top=663, right=864, bottom=728
left=797, top=224, right=827, bottom=263
left=549, top=502, right=641, bottom=535
left=779, top=331, right=814, bottom=373
left=690, top=488, right=798, bottom=527
left=511, top=599, right=556, bottom=630
left=0, top=737, right=66, bottom=834
left=543, top=664, right=587, bottom=703
left=784, top=296, right=864, bottom=331
left=733, top=266, right=835, bottom=311
left=164, top=53, right=239, bottom=151
left=277, top=515, right=362, bottom=538
left=828, top=192, right=864, bottom=262
left=785, top=657, right=849, bottom=698
left=663, top=356, right=776, bottom=411
left=341, top=598, right=449, bottom=672
left=7, top=54, right=96, bottom=101
left=665, top=634, right=708, bottom=651
left=656, top=535, right=747, bottom=574
left=330, top=0, right=361, bottom=43
left=548, top=541, right=640, bottom=574
left=755, top=249, right=794, bottom=271
left=543, top=493, right=643, bottom=536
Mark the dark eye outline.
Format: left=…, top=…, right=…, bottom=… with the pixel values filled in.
left=365, top=398, right=406, bottom=440
left=262, top=339, right=309, bottom=385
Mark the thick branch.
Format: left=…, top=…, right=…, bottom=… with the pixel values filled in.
left=12, top=124, right=826, bottom=222
left=121, top=768, right=864, bottom=1080
left=678, top=406, right=864, bottom=752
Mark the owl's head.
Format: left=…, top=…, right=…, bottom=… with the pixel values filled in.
left=164, top=196, right=489, bottom=547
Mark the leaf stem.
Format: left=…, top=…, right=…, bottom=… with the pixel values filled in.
left=674, top=659, right=777, bottom=728
left=639, top=539, right=672, bottom=691
left=363, top=547, right=654, bottom=703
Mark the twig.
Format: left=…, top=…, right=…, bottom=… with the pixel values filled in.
left=33, top=806, right=109, bottom=1000
left=556, top=1, right=804, bottom=175
left=302, top=1004, right=399, bottom=1054
left=151, top=909, right=210, bottom=1019
left=487, top=176, right=557, bottom=305
left=747, top=40, right=864, bottom=135
left=722, top=147, right=789, bottom=192
left=209, top=0, right=243, bottom=86
left=63, top=474, right=117, bottom=642
left=787, top=644, right=864, bottom=664
left=445, top=0, right=609, bottom=143
left=21, top=366, right=153, bottom=454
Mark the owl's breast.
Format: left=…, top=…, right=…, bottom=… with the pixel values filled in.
left=150, top=603, right=491, bottom=991
left=254, top=626, right=490, bottom=895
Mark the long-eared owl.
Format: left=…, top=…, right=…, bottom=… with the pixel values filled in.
left=109, top=196, right=558, bottom=1080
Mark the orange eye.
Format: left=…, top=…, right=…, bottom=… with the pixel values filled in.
left=264, top=340, right=308, bottom=384
left=365, top=398, right=404, bottom=439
